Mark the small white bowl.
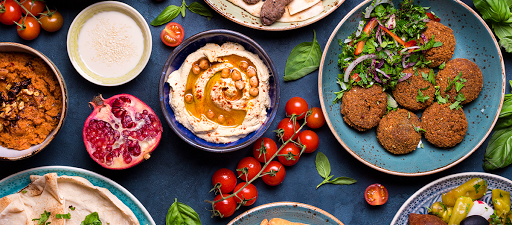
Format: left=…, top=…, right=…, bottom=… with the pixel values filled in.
left=67, top=1, right=152, bottom=86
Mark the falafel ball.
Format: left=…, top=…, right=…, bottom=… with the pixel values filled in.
left=377, top=108, right=422, bottom=154
left=436, top=58, right=483, bottom=105
left=421, top=102, right=468, bottom=148
left=422, top=21, right=456, bottom=68
left=340, top=85, right=387, bottom=131
left=392, top=67, right=435, bottom=111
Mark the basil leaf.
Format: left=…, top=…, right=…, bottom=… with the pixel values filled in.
left=329, top=177, right=357, bottom=185
left=284, top=30, right=322, bottom=81
left=474, top=0, right=512, bottom=23
left=151, top=5, right=181, bottom=26
left=500, top=37, right=512, bottom=53
left=316, top=175, right=333, bottom=189
left=492, top=23, right=512, bottom=39
left=494, top=115, right=512, bottom=130
left=181, top=0, right=187, bottom=17
left=315, top=152, right=331, bottom=179
left=166, top=198, right=201, bottom=225
left=483, top=128, right=512, bottom=171
left=81, top=212, right=101, bottom=225
left=188, top=2, right=213, bottom=19
left=56, top=213, right=71, bottom=219
left=500, top=95, right=512, bottom=118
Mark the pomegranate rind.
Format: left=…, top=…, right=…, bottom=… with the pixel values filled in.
left=83, top=94, right=162, bottom=170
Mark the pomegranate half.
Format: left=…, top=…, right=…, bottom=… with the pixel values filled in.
left=83, top=94, right=162, bottom=170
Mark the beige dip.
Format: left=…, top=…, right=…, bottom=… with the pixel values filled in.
left=167, top=42, right=271, bottom=143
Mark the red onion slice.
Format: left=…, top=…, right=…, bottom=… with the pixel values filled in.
left=398, top=73, right=413, bottom=82
left=344, top=54, right=377, bottom=82
left=375, top=68, right=390, bottom=79
left=364, top=0, right=394, bottom=18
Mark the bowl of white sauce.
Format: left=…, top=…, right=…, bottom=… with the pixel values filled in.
left=67, top=1, right=151, bottom=86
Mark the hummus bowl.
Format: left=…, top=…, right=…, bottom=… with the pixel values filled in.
left=0, top=42, right=68, bottom=161
left=159, top=29, right=279, bottom=152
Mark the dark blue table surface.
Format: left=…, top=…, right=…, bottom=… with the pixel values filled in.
left=1, top=0, right=510, bottom=224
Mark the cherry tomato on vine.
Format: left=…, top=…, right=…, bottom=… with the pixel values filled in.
left=364, top=183, right=389, bottom=206
left=40, top=10, right=63, bottom=32
left=306, top=107, right=325, bottom=129
left=211, top=168, right=237, bottom=194
left=0, top=0, right=22, bottom=25
left=285, top=97, right=308, bottom=119
left=21, top=0, right=45, bottom=16
left=17, top=16, right=40, bottom=40
left=297, top=130, right=319, bottom=153
left=261, top=161, right=286, bottom=186
left=160, top=22, right=184, bottom=47
left=213, top=194, right=237, bottom=218
left=236, top=157, right=261, bottom=182
left=277, top=142, right=300, bottom=166
left=252, top=137, right=277, bottom=163
left=233, top=182, right=258, bottom=206
left=276, top=118, right=300, bottom=142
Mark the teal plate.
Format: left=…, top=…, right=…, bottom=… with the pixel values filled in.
left=318, top=0, right=506, bottom=176
left=0, top=166, right=155, bottom=225
left=227, top=202, right=344, bottom=225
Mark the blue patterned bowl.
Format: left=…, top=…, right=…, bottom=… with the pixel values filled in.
left=318, top=0, right=505, bottom=176
left=159, top=29, right=280, bottom=153
left=391, top=172, right=512, bottom=224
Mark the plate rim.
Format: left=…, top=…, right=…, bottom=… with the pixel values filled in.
left=390, top=172, right=512, bottom=224
left=317, top=0, right=506, bottom=176
left=0, top=165, right=156, bottom=225
left=227, top=201, right=344, bottom=225
left=204, top=0, right=347, bottom=31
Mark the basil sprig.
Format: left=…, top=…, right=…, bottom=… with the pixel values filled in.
left=284, top=30, right=322, bottom=81
left=151, top=0, right=213, bottom=26
left=166, top=198, right=201, bottom=225
left=484, top=81, right=512, bottom=171
left=473, top=0, right=512, bottom=52
left=315, top=152, right=356, bottom=189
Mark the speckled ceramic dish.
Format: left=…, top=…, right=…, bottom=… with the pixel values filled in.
left=0, top=42, right=68, bottom=161
left=67, top=1, right=151, bottom=86
left=159, top=29, right=279, bottom=153
left=228, top=202, right=344, bottom=225
left=205, top=0, right=346, bottom=31
left=0, top=166, right=156, bottom=225
left=318, top=0, right=505, bottom=176
left=391, top=172, right=512, bottom=224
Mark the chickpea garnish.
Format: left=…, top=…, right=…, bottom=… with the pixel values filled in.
left=184, top=93, right=194, bottom=103
left=192, top=65, right=201, bottom=75
left=206, top=109, right=215, bottom=119
left=239, top=61, right=249, bottom=70
left=231, top=70, right=242, bottom=81
left=199, top=58, right=209, bottom=69
left=249, top=76, right=258, bottom=87
left=217, top=115, right=225, bottom=124
left=235, top=80, right=245, bottom=90
left=247, top=67, right=257, bottom=77
left=249, top=87, right=259, bottom=96
left=221, top=68, right=230, bottom=78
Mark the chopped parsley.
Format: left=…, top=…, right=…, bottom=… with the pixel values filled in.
left=21, top=190, right=27, bottom=194
left=416, top=86, right=430, bottom=103
left=465, top=203, right=470, bottom=213
left=56, top=213, right=71, bottom=219
left=32, top=211, right=51, bottom=225
left=81, top=212, right=102, bottom=225
left=413, top=124, right=425, bottom=133
left=449, top=93, right=466, bottom=110
left=444, top=72, right=463, bottom=92
left=474, top=183, right=481, bottom=193
left=69, top=206, right=76, bottom=211
left=421, top=69, right=435, bottom=85
left=439, top=62, right=446, bottom=69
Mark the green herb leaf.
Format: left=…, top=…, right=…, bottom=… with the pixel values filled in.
left=329, top=177, right=357, bottom=185
left=56, top=213, right=71, bottom=219
left=483, top=128, right=512, bottom=171
left=474, top=183, right=481, bottom=193
left=151, top=5, right=181, bottom=26
left=180, top=0, right=187, bottom=17
left=166, top=198, right=201, bottom=225
left=316, top=175, right=333, bottom=189
left=315, top=152, right=331, bottom=179
left=81, top=212, right=101, bottom=225
left=473, top=0, right=512, bottom=23
left=439, top=62, right=446, bottom=69
left=416, top=88, right=430, bottom=103
left=284, top=30, right=322, bottom=81
left=187, top=2, right=213, bottom=19
left=500, top=37, right=512, bottom=53
left=445, top=72, right=463, bottom=92
left=32, top=211, right=51, bottom=225
left=21, top=190, right=27, bottom=193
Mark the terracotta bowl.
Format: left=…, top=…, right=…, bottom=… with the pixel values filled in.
left=0, top=42, right=68, bottom=161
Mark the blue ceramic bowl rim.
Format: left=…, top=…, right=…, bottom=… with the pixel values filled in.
left=159, top=29, right=280, bottom=153
left=317, top=0, right=506, bottom=176
left=227, top=201, right=344, bottom=225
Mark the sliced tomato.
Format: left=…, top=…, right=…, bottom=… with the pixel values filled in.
left=426, top=12, right=440, bottom=22
left=379, top=25, right=405, bottom=46
left=364, top=183, right=388, bottom=206
left=351, top=73, right=361, bottom=82
left=355, top=18, right=378, bottom=55
left=160, top=22, right=184, bottom=47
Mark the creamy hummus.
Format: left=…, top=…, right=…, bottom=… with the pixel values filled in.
left=0, top=173, right=139, bottom=225
left=167, top=42, right=271, bottom=143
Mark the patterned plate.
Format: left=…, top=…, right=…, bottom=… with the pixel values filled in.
left=391, top=172, right=512, bottom=224
left=0, top=166, right=155, bottom=225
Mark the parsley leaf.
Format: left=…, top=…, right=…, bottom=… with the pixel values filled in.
left=474, top=183, right=481, bottom=193
left=416, top=88, right=430, bottom=103
left=444, top=72, right=463, bottom=92
left=32, top=211, right=51, bottom=225
left=439, top=61, right=446, bottom=69
left=81, top=212, right=101, bottom=225
left=56, top=213, right=71, bottom=219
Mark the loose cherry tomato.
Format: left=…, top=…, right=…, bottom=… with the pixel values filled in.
left=0, top=0, right=22, bottom=25
left=236, top=157, right=261, bottom=182
left=253, top=137, right=278, bottom=163
left=285, top=97, right=308, bottom=119
left=365, top=183, right=389, bottom=206
left=21, top=0, right=45, bottom=16
left=16, top=16, right=40, bottom=40
left=160, top=22, right=184, bottom=47
left=297, top=130, right=319, bottom=153
left=276, top=118, right=300, bottom=142
left=306, top=107, right=325, bottom=129
left=233, top=182, right=258, bottom=206
left=261, top=161, right=286, bottom=186
left=39, top=10, right=63, bottom=32
left=213, top=194, right=237, bottom=218
left=212, top=168, right=237, bottom=194
left=277, top=142, right=300, bottom=166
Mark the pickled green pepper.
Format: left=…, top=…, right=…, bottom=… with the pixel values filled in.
left=448, top=196, right=474, bottom=225
left=442, top=178, right=488, bottom=207
left=492, top=188, right=511, bottom=218
left=429, top=201, right=453, bottom=223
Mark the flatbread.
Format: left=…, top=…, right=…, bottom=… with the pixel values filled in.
left=260, top=218, right=309, bottom=225
left=287, top=0, right=321, bottom=16
left=226, top=0, right=324, bottom=23
left=0, top=173, right=139, bottom=225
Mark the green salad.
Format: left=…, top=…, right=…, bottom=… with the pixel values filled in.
left=334, top=0, right=442, bottom=104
